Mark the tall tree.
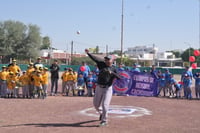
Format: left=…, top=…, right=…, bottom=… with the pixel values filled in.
left=41, top=36, right=51, bottom=49
left=0, top=20, right=42, bottom=62
left=181, top=48, right=194, bottom=62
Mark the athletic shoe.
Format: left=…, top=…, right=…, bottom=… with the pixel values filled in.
left=99, top=121, right=107, bottom=127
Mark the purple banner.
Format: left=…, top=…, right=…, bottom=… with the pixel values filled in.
left=113, top=71, right=158, bottom=96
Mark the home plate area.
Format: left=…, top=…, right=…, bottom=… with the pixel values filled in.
left=79, top=105, right=152, bottom=118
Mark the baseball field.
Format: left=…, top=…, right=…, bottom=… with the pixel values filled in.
left=0, top=93, right=199, bottom=133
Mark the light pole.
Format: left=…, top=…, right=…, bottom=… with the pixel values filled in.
left=120, top=0, right=124, bottom=64
left=199, top=0, right=200, bottom=49
left=71, top=41, right=73, bottom=65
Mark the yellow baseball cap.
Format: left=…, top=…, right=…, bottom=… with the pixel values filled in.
left=9, top=72, right=14, bottom=75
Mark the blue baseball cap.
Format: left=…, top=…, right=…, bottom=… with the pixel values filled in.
left=133, top=63, right=137, bottom=66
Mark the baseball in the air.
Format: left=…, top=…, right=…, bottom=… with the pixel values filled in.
left=77, top=30, right=80, bottom=34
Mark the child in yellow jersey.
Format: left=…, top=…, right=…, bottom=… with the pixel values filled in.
left=26, top=63, right=35, bottom=76
left=19, top=71, right=29, bottom=98
left=7, top=72, right=18, bottom=98
left=8, top=59, right=21, bottom=75
left=0, top=66, right=8, bottom=98
left=66, top=68, right=76, bottom=96
left=26, top=63, right=35, bottom=96
left=14, top=72, right=21, bottom=98
left=32, top=70, right=43, bottom=98
left=73, top=70, right=78, bottom=94
left=29, top=70, right=37, bottom=98
left=41, top=67, right=49, bottom=98
left=61, top=68, right=69, bottom=95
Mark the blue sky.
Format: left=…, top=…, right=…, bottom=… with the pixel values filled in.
left=0, top=0, right=199, bottom=53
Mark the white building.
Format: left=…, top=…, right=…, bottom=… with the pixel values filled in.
left=125, top=45, right=183, bottom=67
left=157, top=52, right=175, bottom=59
left=125, top=45, right=158, bottom=58
left=156, top=52, right=182, bottom=67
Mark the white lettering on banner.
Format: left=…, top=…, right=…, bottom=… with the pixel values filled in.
left=133, top=75, right=154, bottom=83
left=135, top=83, right=150, bottom=90
left=131, top=89, right=153, bottom=96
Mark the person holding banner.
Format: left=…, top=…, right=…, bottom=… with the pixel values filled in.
left=130, top=63, right=140, bottom=72
left=117, top=63, right=125, bottom=72
left=85, top=49, right=121, bottom=127
left=150, top=65, right=158, bottom=79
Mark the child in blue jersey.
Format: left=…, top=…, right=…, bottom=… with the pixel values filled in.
left=174, top=81, right=183, bottom=98
left=86, top=72, right=95, bottom=97
left=130, top=63, right=140, bottom=72
left=77, top=74, right=85, bottom=96
left=193, top=72, right=200, bottom=99
left=117, top=63, right=125, bottom=72
left=181, top=66, right=193, bottom=97
left=164, top=69, right=171, bottom=96
left=92, top=71, right=98, bottom=94
left=157, top=73, right=166, bottom=96
left=168, top=74, right=176, bottom=97
left=183, top=74, right=192, bottom=99
left=93, top=65, right=99, bottom=76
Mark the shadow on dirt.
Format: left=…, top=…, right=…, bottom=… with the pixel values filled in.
left=1, top=120, right=100, bottom=128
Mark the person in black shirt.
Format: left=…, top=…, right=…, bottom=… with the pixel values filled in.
left=85, top=49, right=120, bottom=127
left=50, top=59, right=60, bottom=96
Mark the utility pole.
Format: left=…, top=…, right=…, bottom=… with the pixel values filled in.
left=120, top=0, right=124, bottom=64
left=106, top=45, right=108, bottom=56
left=66, top=42, right=68, bottom=65
left=153, top=44, right=155, bottom=65
left=199, top=0, right=200, bottom=49
left=71, top=41, right=73, bottom=65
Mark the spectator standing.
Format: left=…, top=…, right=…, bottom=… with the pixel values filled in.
left=50, top=59, right=60, bottom=96
left=130, top=63, right=140, bottom=72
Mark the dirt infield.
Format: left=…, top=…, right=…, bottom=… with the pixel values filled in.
left=0, top=95, right=199, bottom=133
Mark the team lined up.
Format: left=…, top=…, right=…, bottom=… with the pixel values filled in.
left=124, top=63, right=200, bottom=99
left=1, top=58, right=199, bottom=99
left=0, top=59, right=100, bottom=98
left=0, top=59, right=49, bottom=98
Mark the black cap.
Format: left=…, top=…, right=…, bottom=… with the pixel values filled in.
left=104, top=55, right=112, bottom=60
